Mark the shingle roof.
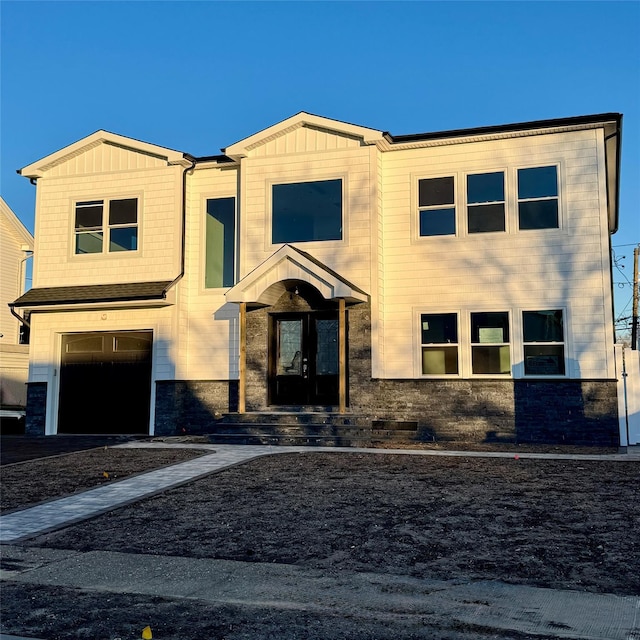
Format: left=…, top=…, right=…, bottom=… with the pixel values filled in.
left=11, top=281, right=173, bottom=308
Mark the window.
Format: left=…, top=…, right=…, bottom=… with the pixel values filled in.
left=205, top=197, right=236, bottom=288
left=272, top=179, right=342, bottom=244
left=420, top=313, right=459, bottom=374
left=74, top=198, right=138, bottom=254
left=467, top=172, right=505, bottom=233
left=518, top=166, right=559, bottom=230
left=523, top=310, right=565, bottom=375
left=418, top=177, right=455, bottom=236
left=471, top=312, right=510, bottom=374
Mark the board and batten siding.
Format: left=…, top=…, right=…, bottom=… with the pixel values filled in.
left=32, top=147, right=184, bottom=289
left=379, top=128, right=614, bottom=380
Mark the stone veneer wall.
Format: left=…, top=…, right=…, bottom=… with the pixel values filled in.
left=152, top=298, right=619, bottom=445
left=154, top=380, right=237, bottom=436
left=25, top=382, right=47, bottom=436
left=346, top=303, right=619, bottom=447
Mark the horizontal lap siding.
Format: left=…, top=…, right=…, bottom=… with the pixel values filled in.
left=28, top=308, right=175, bottom=382
left=34, top=156, right=183, bottom=288
left=241, top=147, right=375, bottom=293
left=181, top=167, right=239, bottom=380
left=380, top=129, right=613, bottom=379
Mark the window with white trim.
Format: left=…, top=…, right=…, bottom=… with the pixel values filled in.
left=205, top=197, right=236, bottom=288
left=74, top=198, right=138, bottom=254
left=418, top=177, right=456, bottom=236
left=517, top=166, right=559, bottom=230
left=272, top=179, right=342, bottom=244
left=467, top=171, right=505, bottom=233
left=471, top=312, right=511, bottom=375
left=523, top=310, right=565, bottom=375
left=420, top=313, right=459, bottom=374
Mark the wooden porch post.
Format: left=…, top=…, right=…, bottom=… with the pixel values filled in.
left=339, top=298, right=346, bottom=414
left=238, top=302, right=246, bottom=414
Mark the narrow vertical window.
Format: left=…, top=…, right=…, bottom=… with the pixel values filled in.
left=420, top=313, right=459, bottom=374
left=206, top=197, right=236, bottom=288
left=523, top=310, right=565, bottom=375
left=418, top=177, right=456, bottom=236
left=467, top=172, right=505, bottom=233
left=471, top=312, right=511, bottom=374
left=518, top=166, right=559, bottom=230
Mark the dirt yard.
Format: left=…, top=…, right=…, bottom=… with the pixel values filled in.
left=1, top=443, right=638, bottom=639
left=0, top=446, right=206, bottom=513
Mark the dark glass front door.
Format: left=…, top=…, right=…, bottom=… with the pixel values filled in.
left=269, top=312, right=339, bottom=406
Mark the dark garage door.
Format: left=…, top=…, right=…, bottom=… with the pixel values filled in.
left=58, top=331, right=152, bottom=435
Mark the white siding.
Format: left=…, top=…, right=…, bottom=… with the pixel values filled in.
left=32, top=157, right=184, bottom=288
left=379, top=129, right=614, bottom=379
left=28, top=307, right=175, bottom=434
left=180, top=165, right=240, bottom=379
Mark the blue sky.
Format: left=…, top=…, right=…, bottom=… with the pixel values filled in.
left=1, top=1, right=638, bottom=330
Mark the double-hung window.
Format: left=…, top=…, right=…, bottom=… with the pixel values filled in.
left=420, top=313, right=459, bottom=374
left=418, top=177, right=456, bottom=236
left=74, top=198, right=138, bottom=254
left=467, top=172, right=505, bottom=233
left=272, top=179, right=342, bottom=244
left=517, top=166, right=559, bottom=230
left=205, top=197, right=236, bottom=288
left=471, top=312, right=511, bottom=375
left=523, top=310, right=565, bottom=375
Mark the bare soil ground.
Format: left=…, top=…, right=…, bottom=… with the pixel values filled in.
left=0, top=445, right=206, bottom=513
left=1, top=441, right=638, bottom=639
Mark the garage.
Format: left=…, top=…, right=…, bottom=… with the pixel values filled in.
left=58, top=331, right=152, bottom=434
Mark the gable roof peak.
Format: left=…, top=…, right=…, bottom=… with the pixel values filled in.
left=223, top=112, right=384, bottom=158
left=19, top=130, right=190, bottom=178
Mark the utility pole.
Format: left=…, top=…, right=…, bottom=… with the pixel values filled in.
left=632, top=246, right=639, bottom=350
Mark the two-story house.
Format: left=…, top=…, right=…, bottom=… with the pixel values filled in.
left=12, top=112, right=622, bottom=445
left=1, top=196, right=34, bottom=430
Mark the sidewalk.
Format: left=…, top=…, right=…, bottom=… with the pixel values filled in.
left=2, top=544, right=639, bottom=640
left=2, top=443, right=639, bottom=640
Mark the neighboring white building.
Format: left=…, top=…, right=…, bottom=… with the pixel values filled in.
left=1, top=196, right=33, bottom=423
left=12, top=112, right=622, bottom=445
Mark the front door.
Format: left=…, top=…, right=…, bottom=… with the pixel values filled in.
left=269, top=312, right=339, bottom=406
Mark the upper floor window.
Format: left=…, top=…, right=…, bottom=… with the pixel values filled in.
left=471, top=311, right=511, bottom=375
left=420, top=313, right=459, bottom=375
left=467, top=172, right=505, bottom=233
left=205, top=197, right=236, bottom=288
left=74, top=198, right=138, bottom=254
left=517, top=166, right=559, bottom=230
left=418, top=176, right=455, bottom=236
left=272, top=179, right=342, bottom=244
left=523, top=310, right=565, bottom=375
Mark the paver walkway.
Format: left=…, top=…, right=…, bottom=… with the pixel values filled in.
left=1, top=443, right=639, bottom=640
left=2, top=442, right=638, bottom=544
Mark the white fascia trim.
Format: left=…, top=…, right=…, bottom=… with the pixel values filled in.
left=19, top=131, right=187, bottom=178
left=224, top=112, right=384, bottom=158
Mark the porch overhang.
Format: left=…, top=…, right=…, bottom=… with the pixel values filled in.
left=225, top=245, right=369, bottom=306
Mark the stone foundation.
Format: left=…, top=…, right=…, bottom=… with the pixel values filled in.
left=25, top=382, right=47, bottom=436
left=154, top=380, right=238, bottom=437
